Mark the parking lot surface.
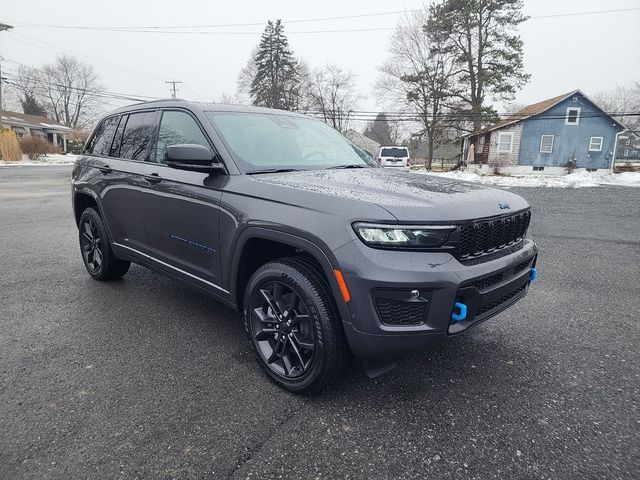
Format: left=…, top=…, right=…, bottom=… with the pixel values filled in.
left=1, top=166, right=638, bottom=479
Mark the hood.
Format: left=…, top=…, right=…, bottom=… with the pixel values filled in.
left=252, top=168, right=529, bottom=222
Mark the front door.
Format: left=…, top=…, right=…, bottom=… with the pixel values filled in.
left=140, top=109, right=225, bottom=292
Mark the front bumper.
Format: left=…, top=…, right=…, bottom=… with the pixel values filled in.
left=334, top=238, right=538, bottom=361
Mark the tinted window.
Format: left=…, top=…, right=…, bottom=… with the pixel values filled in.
left=154, top=111, right=211, bottom=163
left=119, top=111, right=156, bottom=161
left=109, top=115, right=127, bottom=157
left=86, top=116, right=119, bottom=156
left=380, top=147, right=408, bottom=157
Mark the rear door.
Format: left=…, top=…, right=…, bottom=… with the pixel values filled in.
left=85, top=111, right=156, bottom=255
left=140, top=109, right=225, bottom=292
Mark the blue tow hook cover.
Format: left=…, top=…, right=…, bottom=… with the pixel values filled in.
left=529, top=267, right=538, bottom=281
left=451, top=302, right=467, bottom=322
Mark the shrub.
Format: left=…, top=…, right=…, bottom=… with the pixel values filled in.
left=488, top=156, right=511, bottom=175
left=564, top=159, right=577, bottom=174
left=0, top=129, right=23, bottom=161
left=20, top=135, right=51, bottom=160
left=68, top=129, right=90, bottom=154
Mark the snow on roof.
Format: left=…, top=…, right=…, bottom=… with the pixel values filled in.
left=1, top=111, right=71, bottom=131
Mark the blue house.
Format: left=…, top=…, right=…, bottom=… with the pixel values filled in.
left=463, top=90, right=627, bottom=173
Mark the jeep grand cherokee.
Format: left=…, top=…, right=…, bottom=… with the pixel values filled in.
left=72, top=100, right=538, bottom=392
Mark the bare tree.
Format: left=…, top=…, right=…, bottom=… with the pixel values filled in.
left=307, top=64, right=362, bottom=133
left=591, top=84, right=640, bottom=134
left=40, top=55, right=104, bottom=129
left=376, top=9, right=459, bottom=169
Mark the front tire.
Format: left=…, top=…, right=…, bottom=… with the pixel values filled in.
left=243, top=258, right=349, bottom=393
left=78, top=207, right=130, bottom=281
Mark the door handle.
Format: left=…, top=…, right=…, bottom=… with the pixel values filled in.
left=97, top=164, right=112, bottom=174
left=144, top=173, right=163, bottom=184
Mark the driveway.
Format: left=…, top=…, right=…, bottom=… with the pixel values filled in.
left=1, top=166, right=638, bottom=479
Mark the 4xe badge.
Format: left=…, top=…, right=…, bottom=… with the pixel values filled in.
left=498, top=202, right=510, bottom=210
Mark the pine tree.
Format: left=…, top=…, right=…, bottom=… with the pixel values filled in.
left=250, top=20, right=300, bottom=110
left=21, top=93, right=47, bottom=116
left=427, top=0, right=530, bottom=134
left=363, top=113, right=394, bottom=146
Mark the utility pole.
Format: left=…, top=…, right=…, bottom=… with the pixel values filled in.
left=165, top=80, right=182, bottom=99
left=0, top=23, right=15, bottom=130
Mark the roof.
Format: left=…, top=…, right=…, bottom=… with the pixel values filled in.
left=1, top=111, right=71, bottom=132
left=109, top=99, right=309, bottom=118
left=466, top=89, right=613, bottom=138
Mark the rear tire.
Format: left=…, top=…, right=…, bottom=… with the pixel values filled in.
left=243, top=258, right=349, bottom=393
left=78, top=207, right=130, bottom=281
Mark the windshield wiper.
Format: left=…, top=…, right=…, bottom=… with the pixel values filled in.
left=327, top=164, right=368, bottom=169
left=246, top=168, right=301, bottom=175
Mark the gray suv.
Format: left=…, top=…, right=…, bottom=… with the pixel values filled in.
left=72, top=100, right=538, bottom=392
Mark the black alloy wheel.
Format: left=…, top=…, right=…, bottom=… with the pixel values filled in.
left=243, top=258, right=349, bottom=392
left=250, top=281, right=316, bottom=378
left=78, top=207, right=130, bottom=281
left=80, top=216, right=103, bottom=274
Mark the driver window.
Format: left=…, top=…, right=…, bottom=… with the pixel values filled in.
left=154, top=111, right=211, bottom=163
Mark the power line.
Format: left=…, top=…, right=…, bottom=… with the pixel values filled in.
left=3, top=33, right=168, bottom=81
left=4, top=7, right=639, bottom=35
left=5, top=9, right=420, bottom=30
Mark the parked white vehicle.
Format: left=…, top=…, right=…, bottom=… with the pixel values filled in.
left=377, top=146, right=410, bottom=170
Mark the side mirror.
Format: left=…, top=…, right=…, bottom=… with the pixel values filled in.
left=165, top=144, right=225, bottom=174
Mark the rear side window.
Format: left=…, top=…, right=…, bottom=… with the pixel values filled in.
left=154, top=111, right=211, bottom=163
left=109, top=115, right=127, bottom=157
left=119, top=111, right=156, bottom=161
left=85, top=116, right=119, bottom=156
left=380, top=147, right=408, bottom=157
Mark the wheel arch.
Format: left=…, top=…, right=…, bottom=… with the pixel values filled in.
left=229, top=227, right=351, bottom=323
left=73, top=189, right=100, bottom=226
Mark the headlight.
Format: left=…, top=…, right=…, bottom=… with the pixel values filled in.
left=353, top=223, right=455, bottom=249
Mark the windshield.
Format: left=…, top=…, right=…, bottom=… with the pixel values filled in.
left=205, top=111, right=375, bottom=172
left=380, top=147, right=408, bottom=157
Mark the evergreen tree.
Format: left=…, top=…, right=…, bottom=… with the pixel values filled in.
left=363, top=113, right=394, bottom=146
left=250, top=20, right=300, bottom=110
left=21, top=93, right=47, bottom=116
left=427, top=0, right=530, bottom=133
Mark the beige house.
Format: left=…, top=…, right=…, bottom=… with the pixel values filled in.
left=1, top=111, right=71, bottom=152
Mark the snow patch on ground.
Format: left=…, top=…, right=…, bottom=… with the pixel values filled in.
left=418, top=170, right=640, bottom=188
left=0, top=154, right=78, bottom=167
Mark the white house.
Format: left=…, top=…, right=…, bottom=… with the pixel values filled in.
left=1, top=111, right=71, bottom=152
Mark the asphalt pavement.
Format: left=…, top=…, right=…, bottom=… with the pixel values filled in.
left=0, top=165, right=638, bottom=479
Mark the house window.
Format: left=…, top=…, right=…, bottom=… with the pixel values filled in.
left=533, top=166, right=545, bottom=171
left=589, top=136, right=603, bottom=152
left=478, top=136, right=485, bottom=146
left=497, top=132, right=514, bottom=153
left=623, top=149, right=629, bottom=157
left=565, top=107, right=581, bottom=125
left=539, top=135, right=554, bottom=153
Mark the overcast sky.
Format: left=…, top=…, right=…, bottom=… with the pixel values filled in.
left=1, top=0, right=639, bottom=119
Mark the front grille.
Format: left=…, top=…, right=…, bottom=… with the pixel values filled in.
left=375, top=298, right=426, bottom=326
left=514, top=257, right=533, bottom=273
left=468, top=271, right=504, bottom=291
left=456, top=210, right=531, bottom=261
left=476, top=284, right=526, bottom=316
